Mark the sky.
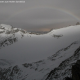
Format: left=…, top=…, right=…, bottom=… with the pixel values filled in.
left=0, top=0, right=80, bottom=31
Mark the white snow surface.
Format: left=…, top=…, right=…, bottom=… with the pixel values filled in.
left=0, top=24, right=80, bottom=80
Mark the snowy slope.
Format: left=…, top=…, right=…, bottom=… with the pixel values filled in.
left=0, top=24, right=80, bottom=80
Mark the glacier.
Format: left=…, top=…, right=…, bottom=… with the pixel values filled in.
left=0, top=24, right=80, bottom=80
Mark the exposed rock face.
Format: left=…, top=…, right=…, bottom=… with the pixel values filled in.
left=0, top=65, right=22, bottom=80
left=72, top=60, right=80, bottom=80
left=65, top=77, right=72, bottom=80
left=65, top=59, right=80, bottom=80
left=0, top=36, right=18, bottom=49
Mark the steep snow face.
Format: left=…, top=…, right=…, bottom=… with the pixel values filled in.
left=0, top=24, right=80, bottom=80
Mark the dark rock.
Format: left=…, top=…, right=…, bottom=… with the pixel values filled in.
left=65, top=77, right=73, bottom=80
left=0, top=65, right=21, bottom=80
left=72, top=60, right=80, bottom=80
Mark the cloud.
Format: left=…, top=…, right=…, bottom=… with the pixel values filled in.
left=0, top=0, right=80, bottom=29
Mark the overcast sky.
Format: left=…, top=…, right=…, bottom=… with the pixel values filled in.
left=0, top=0, right=80, bottom=30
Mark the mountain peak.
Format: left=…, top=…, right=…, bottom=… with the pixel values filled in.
left=0, top=24, right=12, bottom=30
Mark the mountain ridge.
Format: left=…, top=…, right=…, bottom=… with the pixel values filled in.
left=0, top=24, right=80, bottom=80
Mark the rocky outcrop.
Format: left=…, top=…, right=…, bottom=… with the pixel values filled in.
left=0, top=65, right=22, bottom=80
left=64, top=59, right=80, bottom=80
left=0, top=36, right=18, bottom=49
left=72, top=60, right=80, bottom=80
left=65, top=77, right=72, bottom=80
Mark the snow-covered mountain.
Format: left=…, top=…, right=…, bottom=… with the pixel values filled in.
left=0, top=24, right=80, bottom=80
